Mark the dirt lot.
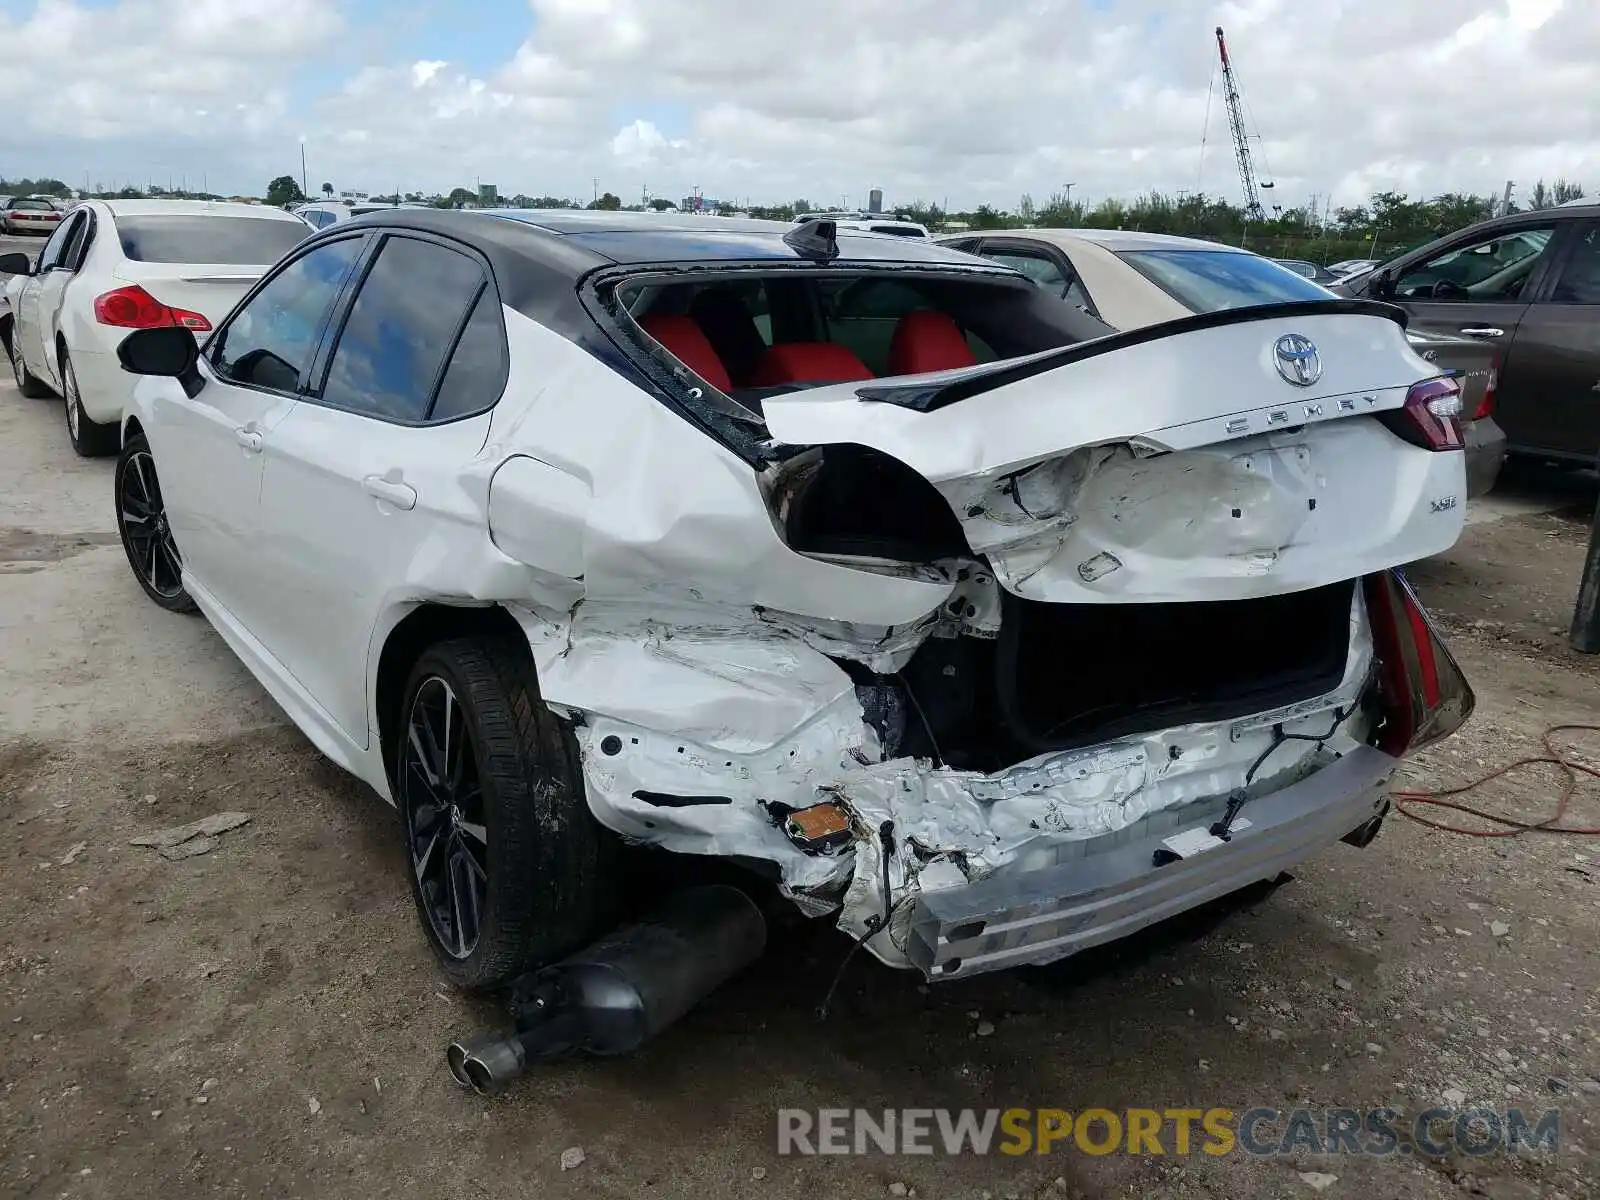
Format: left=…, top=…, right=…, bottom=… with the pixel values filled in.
left=3, top=379, right=1598, bottom=1200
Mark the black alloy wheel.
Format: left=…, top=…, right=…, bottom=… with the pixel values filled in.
left=114, top=433, right=196, bottom=612
left=401, top=676, right=489, bottom=960
left=394, top=636, right=618, bottom=990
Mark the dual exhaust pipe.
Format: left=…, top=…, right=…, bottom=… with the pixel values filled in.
left=447, top=885, right=768, bottom=1095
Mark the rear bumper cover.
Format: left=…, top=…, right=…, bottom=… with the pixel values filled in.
left=1464, top=416, right=1506, bottom=499
left=905, top=745, right=1397, bottom=979
left=67, top=344, right=137, bottom=426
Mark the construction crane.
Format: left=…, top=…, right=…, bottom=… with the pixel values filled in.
left=1214, top=26, right=1274, bottom=221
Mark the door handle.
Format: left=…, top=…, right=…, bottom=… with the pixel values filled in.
left=362, top=474, right=417, bottom=511
left=1458, top=327, right=1504, bottom=338
left=234, top=427, right=263, bottom=452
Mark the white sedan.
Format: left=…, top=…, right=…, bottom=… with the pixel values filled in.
left=0, top=199, right=309, bottom=455
left=937, top=227, right=1506, bottom=497
left=107, top=210, right=1475, bottom=998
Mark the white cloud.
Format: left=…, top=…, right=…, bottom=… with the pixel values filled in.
left=410, top=60, right=447, bottom=88
left=3, top=0, right=1597, bottom=210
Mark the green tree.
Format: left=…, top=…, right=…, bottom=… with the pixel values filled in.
left=649, top=198, right=676, bottom=211
left=1554, top=178, right=1585, bottom=205
left=321, top=182, right=334, bottom=198
left=265, top=175, right=305, bottom=207
left=586, top=191, right=623, bottom=211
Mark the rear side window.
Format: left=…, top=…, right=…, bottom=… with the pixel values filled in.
left=318, top=235, right=486, bottom=422
left=1550, top=227, right=1600, bottom=304
left=1119, top=250, right=1331, bottom=313
left=117, top=215, right=310, bottom=264
left=431, top=291, right=509, bottom=420
left=214, top=237, right=365, bottom=392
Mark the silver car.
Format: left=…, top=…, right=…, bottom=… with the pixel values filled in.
left=2, top=196, right=65, bottom=237
left=940, top=228, right=1505, bottom=496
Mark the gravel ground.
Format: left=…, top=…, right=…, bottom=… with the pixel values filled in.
left=2, top=375, right=1598, bottom=1200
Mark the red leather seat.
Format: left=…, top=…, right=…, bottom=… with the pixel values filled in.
left=638, top=312, right=732, bottom=392
left=888, top=309, right=978, bottom=376
left=748, top=343, right=875, bottom=387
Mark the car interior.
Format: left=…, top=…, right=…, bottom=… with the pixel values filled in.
left=619, top=271, right=1109, bottom=413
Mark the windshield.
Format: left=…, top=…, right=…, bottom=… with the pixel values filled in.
left=116, top=215, right=310, bottom=264
left=1119, top=249, right=1332, bottom=312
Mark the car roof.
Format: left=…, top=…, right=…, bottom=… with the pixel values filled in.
left=336, top=207, right=1003, bottom=271
left=102, top=198, right=304, bottom=221
left=946, top=227, right=1244, bottom=254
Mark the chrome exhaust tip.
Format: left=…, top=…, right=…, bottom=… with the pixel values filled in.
left=445, top=1033, right=526, bottom=1095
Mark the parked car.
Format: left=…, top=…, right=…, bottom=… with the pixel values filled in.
left=793, top=211, right=930, bottom=238
left=938, top=228, right=1504, bottom=495
left=1334, top=204, right=1600, bottom=465
left=1273, top=258, right=1342, bottom=284
left=108, top=209, right=1472, bottom=989
left=293, top=200, right=401, bottom=229
left=1327, top=258, right=1380, bottom=277
left=0, top=199, right=310, bottom=455
left=2, top=196, right=65, bottom=236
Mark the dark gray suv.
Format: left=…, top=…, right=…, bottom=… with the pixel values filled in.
left=1336, top=205, right=1600, bottom=465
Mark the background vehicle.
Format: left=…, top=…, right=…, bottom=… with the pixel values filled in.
left=1327, top=258, right=1380, bottom=277
left=293, top=200, right=402, bottom=229
left=792, top=210, right=929, bottom=238
left=112, top=209, right=1470, bottom=990
left=940, top=227, right=1505, bottom=495
left=0, top=199, right=309, bottom=455
left=1335, top=204, right=1600, bottom=465
left=1274, top=258, right=1342, bottom=284
left=2, top=196, right=64, bottom=236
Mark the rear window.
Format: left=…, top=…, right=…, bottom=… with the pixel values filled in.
left=11, top=199, right=55, bottom=212
left=870, top=225, right=925, bottom=238
left=116, top=215, right=310, bottom=265
left=621, top=268, right=1112, bottom=417
left=1118, top=250, right=1331, bottom=313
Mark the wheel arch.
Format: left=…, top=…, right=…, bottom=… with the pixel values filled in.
left=373, top=602, right=529, bottom=793
left=0, top=310, right=12, bottom=356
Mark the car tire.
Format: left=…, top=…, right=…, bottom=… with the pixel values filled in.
left=396, top=636, right=618, bottom=991
left=113, top=432, right=197, bottom=614
left=7, top=329, right=52, bottom=399
left=61, top=350, right=120, bottom=457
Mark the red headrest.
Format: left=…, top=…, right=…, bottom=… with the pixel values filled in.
left=888, top=309, right=978, bottom=376
left=748, top=343, right=875, bottom=387
left=639, top=312, right=732, bottom=392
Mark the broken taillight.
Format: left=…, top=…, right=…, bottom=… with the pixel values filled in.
left=1379, top=376, right=1464, bottom=451
left=1363, top=569, right=1474, bottom=756
left=1473, top=361, right=1498, bottom=421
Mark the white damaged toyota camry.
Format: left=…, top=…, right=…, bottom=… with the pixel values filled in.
left=110, top=210, right=1474, bottom=987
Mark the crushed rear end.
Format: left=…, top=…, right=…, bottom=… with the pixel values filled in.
left=494, top=285, right=1477, bottom=980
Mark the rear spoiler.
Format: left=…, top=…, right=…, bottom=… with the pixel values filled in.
left=856, top=298, right=1410, bottom=414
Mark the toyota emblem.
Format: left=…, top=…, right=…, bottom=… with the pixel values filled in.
left=1273, top=334, right=1322, bottom=387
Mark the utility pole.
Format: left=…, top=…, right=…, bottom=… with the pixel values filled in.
left=300, top=140, right=309, bottom=201
left=1500, top=180, right=1514, bottom=217
left=592, top=177, right=599, bottom=205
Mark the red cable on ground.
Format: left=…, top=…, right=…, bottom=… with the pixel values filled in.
left=1391, top=723, right=1600, bottom=837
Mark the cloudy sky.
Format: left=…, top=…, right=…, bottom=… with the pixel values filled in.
left=3, top=0, right=1595, bottom=211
